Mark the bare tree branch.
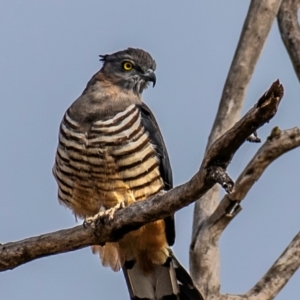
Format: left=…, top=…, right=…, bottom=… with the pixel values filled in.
left=278, top=0, right=300, bottom=81
left=0, top=225, right=98, bottom=271
left=192, top=2, right=283, bottom=295
left=190, top=126, right=300, bottom=299
left=201, top=230, right=300, bottom=300
left=207, top=0, right=283, bottom=149
left=0, top=81, right=283, bottom=273
left=246, top=231, right=300, bottom=300
left=209, top=126, right=300, bottom=232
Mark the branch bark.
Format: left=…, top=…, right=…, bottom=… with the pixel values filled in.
left=191, top=0, right=283, bottom=298
left=0, top=81, right=283, bottom=273
left=278, top=0, right=300, bottom=82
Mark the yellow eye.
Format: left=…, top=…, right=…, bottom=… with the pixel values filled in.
left=123, top=61, right=133, bottom=71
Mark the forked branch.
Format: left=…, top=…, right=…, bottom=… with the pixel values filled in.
left=209, top=126, right=300, bottom=232
left=191, top=126, right=300, bottom=300
left=191, top=1, right=284, bottom=297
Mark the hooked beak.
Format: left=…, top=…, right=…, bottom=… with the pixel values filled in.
left=141, top=69, right=156, bottom=87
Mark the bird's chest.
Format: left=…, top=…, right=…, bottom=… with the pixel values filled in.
left=56, top=104, right=164, bottom=217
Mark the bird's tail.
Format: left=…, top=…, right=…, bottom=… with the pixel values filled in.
left=122, top=250, right=204, bottom=300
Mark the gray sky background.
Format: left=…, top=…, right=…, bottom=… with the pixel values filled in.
left=0, top=1, right=299, bottom=299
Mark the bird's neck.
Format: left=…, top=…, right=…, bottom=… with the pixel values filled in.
left=93, top=71, right=143, bottom=100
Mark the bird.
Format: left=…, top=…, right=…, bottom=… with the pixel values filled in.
left=53, top=48, right=203, bottom=300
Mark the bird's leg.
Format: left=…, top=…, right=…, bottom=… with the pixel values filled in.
left=84, top=201, right=125, bottom=230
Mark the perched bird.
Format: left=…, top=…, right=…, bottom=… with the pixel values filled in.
left=53, top=48, right=203, bottom=300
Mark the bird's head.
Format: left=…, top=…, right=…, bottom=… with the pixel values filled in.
left=99, top=48, right=156, bottom=95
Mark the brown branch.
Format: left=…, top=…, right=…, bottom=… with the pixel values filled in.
left=278, top=0, right=300, bottom=82
left=192, top=2, right=283, bottom=295
left=0, top=81, right=283, bottom=273
left=0, top=225, right=99, bottom=271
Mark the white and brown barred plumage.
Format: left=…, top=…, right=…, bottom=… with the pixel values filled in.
left=53, top=48, right=203, bottom=300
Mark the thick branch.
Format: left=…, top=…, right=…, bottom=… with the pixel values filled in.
left=192, top=2, right=283, bottom=295
left=0, top=226, right=99, bottom=271
left=0, top=81, right=283, bottom=272
left=278, top=0, right=300, bottom=82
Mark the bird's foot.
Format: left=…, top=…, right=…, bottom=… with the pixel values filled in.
left=83, top=201, right=125, bottom=230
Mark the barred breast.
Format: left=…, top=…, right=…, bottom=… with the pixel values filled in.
left=53, top=104, right=165, bottom=218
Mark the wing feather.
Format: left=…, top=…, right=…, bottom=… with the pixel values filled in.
left=137, top=103, right=175, bottom=246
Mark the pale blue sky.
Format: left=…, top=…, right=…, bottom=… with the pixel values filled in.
left=0, top=1, right=299, bottom=299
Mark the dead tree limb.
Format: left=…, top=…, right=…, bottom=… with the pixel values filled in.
left=191, top=0, right=284, bottom=298
left=278, top=0, right=300, bottom=82
left=209, top=126, right=300, bottom=231
left=246, top=231, right=300, bottom=300
left=0, top=81, right=283, bottom=273
left=212, top=231, right=300, bottom=300
left=203, top=230, right=300, bottom=300
left=191, top=126, right=300, bottom=300
left=192, top=0, right=283, bottom=282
